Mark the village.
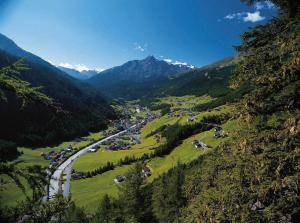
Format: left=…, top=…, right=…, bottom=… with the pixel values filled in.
left=46, top=100, right=228, bottom=190
left=41, top=105, right=156, bottom=174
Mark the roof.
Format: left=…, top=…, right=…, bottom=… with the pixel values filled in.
left=142, top=166, right=151, bottom=172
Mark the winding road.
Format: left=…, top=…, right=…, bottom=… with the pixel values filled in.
left=48, top=125, right=137, bottom=199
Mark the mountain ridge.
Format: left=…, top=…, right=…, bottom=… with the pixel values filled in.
left=0, top=33, right=116, bottom=146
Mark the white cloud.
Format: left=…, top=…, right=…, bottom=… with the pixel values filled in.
left=243, top=11, right=265, bottom=22
left=265, top=1, right=275, bottom=9
left=59, top=62, right=74, bottom=69
left=59, top=63, right=94, bottom=72
left=255, top=1, right=275, bottom=10
left=46, top=59, right=54, bottom=65
left=163, top=58, right=173, bottom=63
left=95, top=68, right=105, bottom=73
left=134, top=42, right=147, bottom=52
left=163, top=57, right=195, bottom=69
left=255, top=2, right=264, bottom=10
left=74, top=64, right=90, bottom=72
left=173, top=61, right=188, bottom=66
left=224, top=10, right=265, bottom=23
left=224, top=12, right=245, bottom=20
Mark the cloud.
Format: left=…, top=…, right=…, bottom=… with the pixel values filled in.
left=224, top=10, right=265, bottom=23
left=95, top=68, right=105, bottom=73
left=224, top=12, right=245, bottom=20
left=255, top=1, right=275, bottom=10
left=46, top=59, right=54, bottom=65
left=265, top=1, right=275, bottom=9
left=134, top=42, right=147, bottom=52
left=59, top=62, right=74, bottom=69
left=173, top=61, right=188, bottom=66
left=163, top=58, right=173, bottom=63
left=163, top=57, right=195, bottom=69
left=254, top=2, right=264, bottom=10
left=59, top=63, right=94, bottom=72
left=243, top=11, right=265, bottom=22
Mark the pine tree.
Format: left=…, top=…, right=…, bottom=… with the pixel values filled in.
left=152, top=166, right=185, bottom=223
left=119, top=162, right=146, bottom=222
left=94, top=194, right=113, bottom=223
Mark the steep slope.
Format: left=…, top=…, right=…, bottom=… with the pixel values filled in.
left=0, top=34, right=116, bottom=146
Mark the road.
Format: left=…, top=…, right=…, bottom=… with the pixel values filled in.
left=48, top=126, right=136, bottom=199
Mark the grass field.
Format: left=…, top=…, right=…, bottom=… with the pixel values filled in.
left=70, top=126, right=227, bottom=212
left=2, top=95, right=235, bottom=211
left=0, top=131, right=105, bottom=207
left=72, top=114, right=181, bottom=172
left=70, top=99, right=236, bottom=212
left=71, top=164, right=134, bottom=212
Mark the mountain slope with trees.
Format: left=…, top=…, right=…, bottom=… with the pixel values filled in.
left=90, top=1, right=300, bottom=222
left=0, top=0, right=299, bottom=222
left=0, top=36, right=116, bottom=147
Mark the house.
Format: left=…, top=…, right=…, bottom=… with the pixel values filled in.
left=192, top=140, right=208, bottom=149
left=142, top=166, right=151, bottom=177
left=214, top=126, right=224, bottom=138
left=114, top=175, right=126, bottom=184
left=131, top=134, right=141, bottom=144
left=215, top=126, right=223, bottom=132
left=187, top=117, right=195, bottom=122
left=108, top=143, right=122, bottom=151
left=44, top=151, right=60, bottom=161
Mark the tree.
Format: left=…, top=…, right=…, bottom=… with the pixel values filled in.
left=119, top=163, right=146, bottom=222
left=94, top=194, right=113, bottom=223
left=152, top=165, right=185, bottom=223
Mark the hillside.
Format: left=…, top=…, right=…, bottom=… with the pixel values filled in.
left=0, top=35, right=116, bottom=147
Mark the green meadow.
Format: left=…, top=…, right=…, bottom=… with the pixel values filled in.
left=70, top=96, right=236, bottom=212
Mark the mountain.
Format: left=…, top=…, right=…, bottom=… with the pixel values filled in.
left=86, top=56, right=194, bottom=99
left=86, top=56, right=235, bottom=100
left=58, top=66, right=98, bottom=80
left=0, top=33, right=116, bottom=146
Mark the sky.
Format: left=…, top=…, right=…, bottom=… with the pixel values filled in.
left=0, top=0, right=277, bottom=71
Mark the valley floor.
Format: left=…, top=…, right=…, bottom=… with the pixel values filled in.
left=1, top=95, right=235, bottom=212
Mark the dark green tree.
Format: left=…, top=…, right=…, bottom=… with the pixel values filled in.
left=152, top=166, right=185, bottom=223
left=94, top=194, right=113, bottom=223
left=119, top=162, right=146, bottom=222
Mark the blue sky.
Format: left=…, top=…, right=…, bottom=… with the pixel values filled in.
left=0, top=0, right=277, bottom=71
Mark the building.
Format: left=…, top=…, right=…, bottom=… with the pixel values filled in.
left=142, top=166, right=151, bottom=177
left=114, top=175, right=126, bottom=184
left=192, top=140, right=208, bottom=149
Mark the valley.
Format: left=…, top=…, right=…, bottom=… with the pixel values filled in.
left=1, top=94, right=235, bottom=213
left=0, top=1, right=299, bottom=222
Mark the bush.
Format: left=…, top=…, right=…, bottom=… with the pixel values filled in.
left=0, top=139, right=20, bottom=162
